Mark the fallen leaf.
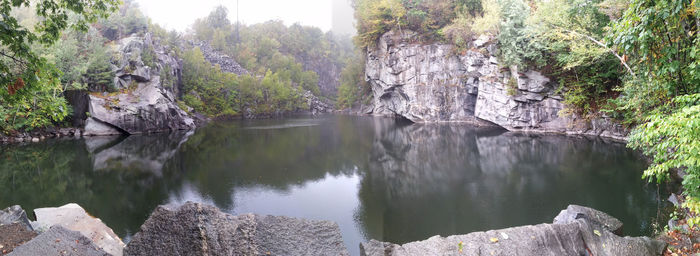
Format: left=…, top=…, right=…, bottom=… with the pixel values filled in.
left=593, top=230, right=601, bottom=236
left=490, top=237, right=499, bottom=243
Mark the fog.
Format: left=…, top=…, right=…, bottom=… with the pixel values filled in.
left=136, top=0, right=356, bottom=35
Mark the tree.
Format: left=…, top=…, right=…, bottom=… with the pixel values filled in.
left=0, top=0, right=119, bottom=92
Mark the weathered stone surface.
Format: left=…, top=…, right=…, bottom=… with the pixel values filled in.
left=84, top=117, right=124, bottom=136
left=366, top=30, right=490, bottom=125
left=365, top=29, right=629, bottom=139
left=32, top=203, right=125, bottom=256
left=84, top=33, right=195, bottom=136
left=0, top=205, right=32, bottom=231
left=553, top=204, right=623, bottom=235
left=360, top=205, right=666, bottom=256
left=8, top=226, right=110, bottom=256
left=187, top=40, right=249, bottom=76
left=0, top=223, right=38, bottom=254
left=124, top=202, right=349, bottom=256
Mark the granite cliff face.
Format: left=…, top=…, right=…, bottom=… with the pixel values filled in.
left=84, top=33, right=195, bottom=136
left=365, top=30, right=628, bottom=139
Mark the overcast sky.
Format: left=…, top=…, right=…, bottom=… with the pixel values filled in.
left=136, top=0, right=356, bottom=35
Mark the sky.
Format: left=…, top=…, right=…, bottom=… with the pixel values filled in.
left=136, top=0, right=356, bottom=35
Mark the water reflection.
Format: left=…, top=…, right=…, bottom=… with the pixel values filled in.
left=0, top=116, right=663, bottom=256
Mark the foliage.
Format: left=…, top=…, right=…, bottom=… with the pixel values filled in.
left=609, top=0, right=700, bottom=123
left=96, top=0, right=148, bottom=40
left=496, top=0, right=543, bottom=67
left=0, top=0, right=118, bottom=94
left=336, top=53, right=369, bottom=109
left=0, top=0, right=117, bottom=133
left=471, top=0, right=501, bottom=35
left=628, top=94, right=700, bottom=224
left=0, top=64, right=71, bottom=133
left=181, top=47, right=308, bottom=118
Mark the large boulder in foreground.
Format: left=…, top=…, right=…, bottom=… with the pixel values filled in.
left=8, top=226, right=109, bottom=256
left=361, top=205, right=666, bottom=256
left=31, top=203, right=125, bottom=256
left=124, top=202, right=349, bottom=256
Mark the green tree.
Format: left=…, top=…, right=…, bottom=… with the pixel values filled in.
left=1, top=0, right=119, bottom=90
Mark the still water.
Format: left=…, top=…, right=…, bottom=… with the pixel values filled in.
left=0, top=115, right=664, bottom=255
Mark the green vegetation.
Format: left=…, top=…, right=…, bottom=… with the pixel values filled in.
left=181, top=6, right=361, bottom=117
left=0, top=0, right=119, bottom=133
left=336, top=51, right=370, bottom=109
left=181, top=47, right=308, bottom=118
left=190, top=6, right=354, bottom=98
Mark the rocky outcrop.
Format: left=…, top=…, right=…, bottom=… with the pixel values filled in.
left=124, top=202, right=349, bottom=256
left=361, top=205, right=666, bottom=256
left=31, top=203, right=125, bottom=256
left=85, top=33, right=195, bottom=136
left=365, top=30, right=628, bottom=139
left=187, top=41, right=250, bottom=75
left=303, top=90, right=334, bottom=115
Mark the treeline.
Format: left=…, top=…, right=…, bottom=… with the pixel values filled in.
left=354, top=0, right=699, bottom=221
left=180, top=6, right=361, bottom=117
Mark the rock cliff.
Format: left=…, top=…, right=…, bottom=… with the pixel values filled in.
left=365, top=30, right=628, bottom=139
left=84, top=33, right=195, bottom=136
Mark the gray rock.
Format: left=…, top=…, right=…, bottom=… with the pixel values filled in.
left=84, top=33, right=195, bottom=136
left=0, top=205, right=33, bottom=231
left=32, top=203, right=125, bottom=256
left=186, top=40, right=249, bottom=76
left=84, top=117, right=123, bottom=136
left=361, top=205, right=666, bottom=256
left=365, top=29, right=629, bottom=140
left=553, top=204, right=623, bottom=235
left=131, top=66, right=150, bottom=82
left=124, top=202, right=349, bottom=256
left=365, top=30, right=492, bottom=125
left=8, top=226, right=110, bottom=256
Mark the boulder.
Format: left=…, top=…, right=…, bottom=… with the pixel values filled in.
left=8, top=226, right=110, bottom=256
left=87, top=77, right=195, bottom=135
left=553, top=204, right=623, bottom=235
left=0, top=205, right=33, bottom=231
left=84, top=117, right=124, bottom=136
left=32, top=203, right=125, bottom=256
left=360, top=205, right=666, bottom=256
left=124, top=202, right=349, bottom=256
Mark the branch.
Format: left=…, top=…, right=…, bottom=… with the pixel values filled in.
left=0, top=51, right=28, bottom=67
left=556, top=27, right=637, bottom=78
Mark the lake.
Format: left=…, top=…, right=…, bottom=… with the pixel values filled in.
left=0, top=115, right=665, bottom=255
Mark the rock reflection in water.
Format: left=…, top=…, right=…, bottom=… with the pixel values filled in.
left=85, top=131, right=193, bottom=176
left=0, top=116, right=663, bottom=255
left=359, top=120, right=660, bottom=245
